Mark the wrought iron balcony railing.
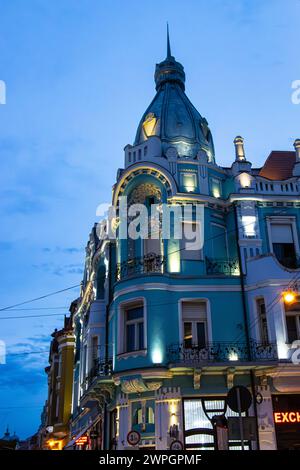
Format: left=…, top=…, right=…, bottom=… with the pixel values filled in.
left=206, top=257, right=240, bottom=276
left=166, top=340, right=278, bottom=364
left=86, top=358, right=113, bottom=387
left=115, top=253, right=165, bottom=281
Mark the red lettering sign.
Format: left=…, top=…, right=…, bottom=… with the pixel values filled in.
left=274, top=412, right=300, bottom=424
left=76, top=435, right=88, bottom=445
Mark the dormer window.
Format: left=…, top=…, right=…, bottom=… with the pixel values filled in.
left=180, top=172, right=197, bottom=193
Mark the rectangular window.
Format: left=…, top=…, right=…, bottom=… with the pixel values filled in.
left=125, top=305, right=144, bottom=352
left=180, top=221, right=202, bottom=260
left=257, top=299, right=269, bottom=344
left=286, top=315, right=300, bottom=343
left=92, top=336, right=98, bottom=361
left=270, top=222, right=297, bottom=268
left=181, top=172, right=197, bottom=192
left=211, top=178, right=222, bottom=198
left=182, top=302, right=207, bottom=348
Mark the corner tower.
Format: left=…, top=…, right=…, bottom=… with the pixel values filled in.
left=128, top=28, right=215, bottom=165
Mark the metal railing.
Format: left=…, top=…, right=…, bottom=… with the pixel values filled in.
left=206, top=257, right=240, bottom=276
left=115, top=253, right=165, bottom=281
left=166, top=340, right=278, bottom=364
left=86, top=358, right=113, bottom=387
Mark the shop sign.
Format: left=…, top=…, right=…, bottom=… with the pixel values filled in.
left=76, top=435, right=88, bottom=446
left=274, top=411, right=300, bottom=424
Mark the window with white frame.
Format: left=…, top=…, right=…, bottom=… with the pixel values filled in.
left=124, top=304, right=144, bottom=353
left=256, top=298, right=269, bottom=344
left=285, top=299, right=300, bottom=343
left=268, top=218, right=298, bottom=269
left=210, top=178, right=222, bottom=198
left=182, top=301, right=207, bottom=348
left=180, top=172, right=197, bottom=193
left=180, top=221, right=202, bottom=260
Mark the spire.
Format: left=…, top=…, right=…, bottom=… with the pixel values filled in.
left=155, top=26, right=185, bottom=90
left=167, top=23, right=172, bottom=59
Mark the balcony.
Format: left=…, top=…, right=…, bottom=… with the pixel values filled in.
left=206, top=257, right=240, bottom=276
left=85, top=358, right=113, bottom=388
left=166, top=340, right=278, bottom=366
left=115, top=253, right=165, bottom=281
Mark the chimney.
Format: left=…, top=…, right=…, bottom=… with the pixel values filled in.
left=294, top=139, right=300, bottom=162
left=234, top=136, right=245, bottom=161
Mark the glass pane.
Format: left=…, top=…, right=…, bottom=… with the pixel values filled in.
left=126, top=324, right=135, bottom=352
left=184, top=322, right=192, bottom=348
left=147, top=407, right=154, bottom=424
left=127, top=306, right=143, bottom=321
left=138, top=322, right=144, bottom=350
left=197, top=322, right=206, bottom=348
left=286, top=316, right=298, bottom=343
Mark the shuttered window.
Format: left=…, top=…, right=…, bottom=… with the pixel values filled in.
left=271, top=224, right=293, bottom=243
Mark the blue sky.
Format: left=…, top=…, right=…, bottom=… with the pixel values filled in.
left=0, top=0, right=299, bottom=439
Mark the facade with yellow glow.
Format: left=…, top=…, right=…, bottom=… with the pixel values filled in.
left=41, top=316, right=75, bottom=450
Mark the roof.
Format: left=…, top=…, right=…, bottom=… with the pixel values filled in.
left=258, top=151, right=296, bottom=180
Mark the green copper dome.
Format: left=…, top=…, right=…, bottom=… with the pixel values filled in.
left=134, top=30, right=215, bottom=162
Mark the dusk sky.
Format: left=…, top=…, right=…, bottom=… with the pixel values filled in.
left=0, top=0, right=299, bottom=439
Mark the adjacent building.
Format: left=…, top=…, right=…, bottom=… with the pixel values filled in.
left=40, top=316, right=75, bottom=450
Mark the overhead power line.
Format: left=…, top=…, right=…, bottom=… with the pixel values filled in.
left=0, top=284, right=80, bottom=313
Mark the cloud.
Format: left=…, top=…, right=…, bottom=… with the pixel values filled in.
left=32, top=262, right=83, bottom=276
left=42, top=246, right=84, bottom=254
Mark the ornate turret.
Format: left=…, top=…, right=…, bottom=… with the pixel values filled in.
left=134, top=27, right=215, bottom=162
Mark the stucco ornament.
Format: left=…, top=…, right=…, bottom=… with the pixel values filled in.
left=120, top=376, right=162, bottom=394
left=128, top=183, right=162, bottom=206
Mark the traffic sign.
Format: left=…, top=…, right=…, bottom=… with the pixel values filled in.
left=127, top=430, right=141, bottom=446
left=227, top=386, right=252, bottom=413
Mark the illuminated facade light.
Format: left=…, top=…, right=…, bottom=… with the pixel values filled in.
left=152, top=346, right=163, bottom=364
left=228, top=351, right=239, bottom=361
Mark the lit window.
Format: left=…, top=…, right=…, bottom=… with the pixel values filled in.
left=242, top=216, right=256, bottom=237
left=181, top=172, right=197, bottom=192
left=147, top=406, right=154, bottom=424
left=211, top=178, right=221, bottom=198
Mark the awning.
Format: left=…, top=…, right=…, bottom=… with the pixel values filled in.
left=64, top=417, right=101, bottom=450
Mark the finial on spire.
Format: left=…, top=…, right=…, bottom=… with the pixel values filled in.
left=167, top=22, right=171, bottom=59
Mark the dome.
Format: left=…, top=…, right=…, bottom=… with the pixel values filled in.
left=134, top=30, right=215, bottom=162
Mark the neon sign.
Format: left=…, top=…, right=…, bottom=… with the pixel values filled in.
left=274, top=412, right=300, bottom=424
left=76, top=435, right=88, bottom=445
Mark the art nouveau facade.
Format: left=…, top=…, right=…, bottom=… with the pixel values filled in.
left=67, top=38, right=300, bottom=451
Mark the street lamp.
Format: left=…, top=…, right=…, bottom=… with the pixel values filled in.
left=283, top=290, right=296, bottom=304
